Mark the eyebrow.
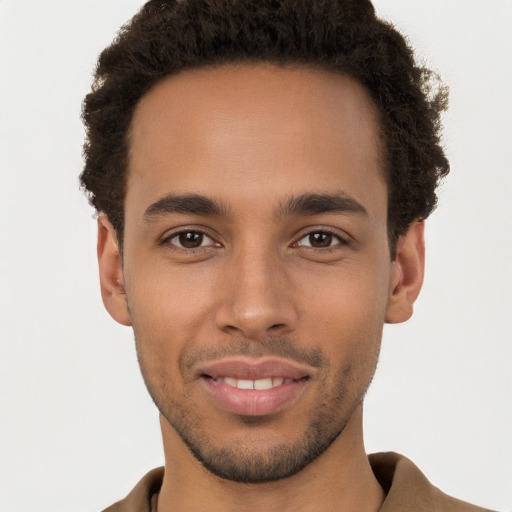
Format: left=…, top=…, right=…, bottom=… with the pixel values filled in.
left=143, top=193, right=230, bottom=221
left=143, top=191, right=367, bottom=222
left=277, top=192, right=368, bottom=218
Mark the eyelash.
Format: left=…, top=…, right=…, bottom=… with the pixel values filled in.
left=161, top=229, right=218, bottom=252
left=294, top=229, right=349, bottom=250
left=161, top=228, right=349, bottom=253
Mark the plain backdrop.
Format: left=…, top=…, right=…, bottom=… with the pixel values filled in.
left=0, top=1, right=511, bottom=511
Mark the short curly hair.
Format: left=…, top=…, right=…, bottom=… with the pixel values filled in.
left=80, top=0, right=449, bottom=252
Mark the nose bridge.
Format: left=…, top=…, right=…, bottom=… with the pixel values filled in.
left=215, top=239, right=297, bottom=338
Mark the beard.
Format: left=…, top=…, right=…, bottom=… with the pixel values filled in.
left=135, top=334, right=379, bottom=484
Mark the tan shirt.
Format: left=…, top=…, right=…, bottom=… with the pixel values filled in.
left=103, top=452, right=496, bottom=511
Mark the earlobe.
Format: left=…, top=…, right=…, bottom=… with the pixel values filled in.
left=385, top=221, right=425, bottom=324
left=97, top=214, right=132, bottom=326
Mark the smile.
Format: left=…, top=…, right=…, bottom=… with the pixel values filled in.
left=211, top=376, right=294, bottom=390
left=197, top=358, right=313, bottom=416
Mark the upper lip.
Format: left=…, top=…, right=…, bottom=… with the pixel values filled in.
left=197, top=357, right=312, bottom=381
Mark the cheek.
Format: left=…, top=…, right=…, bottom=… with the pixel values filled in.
left=126, top=257, right=216, bottom=325
left=299, top=260, right=389, bottom=360
left=301, top=254, right=391, bottom=318
left=124, top=262, right=219, bottom=376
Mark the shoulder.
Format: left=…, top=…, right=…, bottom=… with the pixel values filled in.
left=102, top=467, right=164, bottom=512
left=369, top=452, right=496, bottom=512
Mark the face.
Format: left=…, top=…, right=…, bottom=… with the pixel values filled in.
left=99, top=64, right=423, bottom=483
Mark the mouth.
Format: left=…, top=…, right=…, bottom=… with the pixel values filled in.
left=206, top=376, right=296, bottom=390
left=198, top=358, right=312, bottom=416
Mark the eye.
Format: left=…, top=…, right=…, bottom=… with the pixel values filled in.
left=296, top=231, right=345, bottom=249
left=166, top=230, right=215, bottom=249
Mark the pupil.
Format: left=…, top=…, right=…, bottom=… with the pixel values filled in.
left=310, top=232, right=332, bottom=247
left=179, top=232, right=202, bottom=248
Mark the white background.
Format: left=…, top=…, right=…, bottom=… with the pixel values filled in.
left=0, top=1, right=511, bottom=511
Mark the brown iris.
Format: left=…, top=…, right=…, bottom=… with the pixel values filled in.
left=178, top=232, right=204, bottom=248
left=308, top=232, right=333, bottom=248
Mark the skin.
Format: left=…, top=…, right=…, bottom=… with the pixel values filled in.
left=98, top=64, right=425, bottom=512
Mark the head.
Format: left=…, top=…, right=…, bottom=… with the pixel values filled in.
left=82, top=0, right=448, bottom=484
left=81, top=0, right=448, bottom=255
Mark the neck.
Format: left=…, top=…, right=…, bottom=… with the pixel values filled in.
left=157, top=405, right=385, bottom=512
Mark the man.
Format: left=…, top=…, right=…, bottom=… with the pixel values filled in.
left=79, top=1, right=495, bottom=510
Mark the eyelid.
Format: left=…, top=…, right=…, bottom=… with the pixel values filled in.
left=160, top=226, right=221, bottom=249
left=293, top=227, right=352, bottom=248
left=158, top=225, right=352, bottom=251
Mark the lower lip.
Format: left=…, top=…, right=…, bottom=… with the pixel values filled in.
left=201, top=377, right=308, bottom=416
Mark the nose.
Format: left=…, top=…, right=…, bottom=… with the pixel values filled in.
left=214, top=247, right=298, bottom=339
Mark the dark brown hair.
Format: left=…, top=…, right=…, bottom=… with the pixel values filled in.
left=80, top=0, right=449, bottom=251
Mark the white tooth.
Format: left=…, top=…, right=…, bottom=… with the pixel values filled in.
left=283, top=378, right=293, bottom=384
left=254, top=378, right=273, bottom=390
left=272, top=377, right=284, bottom=387
left=237, top=379, right=254, bottom=390
left=224, top=377, right=238, bottom=387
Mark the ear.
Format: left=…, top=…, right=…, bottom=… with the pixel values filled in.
left=97, top=214, right=131, bottom=326
left=385, top=221, right=425, bottom=324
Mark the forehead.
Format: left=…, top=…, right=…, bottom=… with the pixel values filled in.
left=126, top=63, right=386, bottom=222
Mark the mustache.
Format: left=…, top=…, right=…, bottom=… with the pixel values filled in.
left=181, top=335, right=326, bottom=372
